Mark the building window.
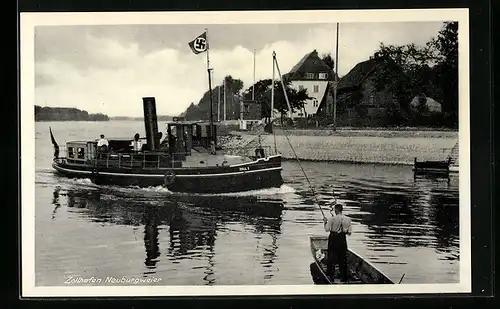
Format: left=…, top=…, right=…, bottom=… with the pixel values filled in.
left=305, top=73, right=314, bottom=79
left=318, top=73, right=328, bottom=80
left=313, top=99, right=319, bottom=107
left=313, top=85, right=319, bottom=93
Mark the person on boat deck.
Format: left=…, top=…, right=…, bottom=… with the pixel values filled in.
left=97, top=134, right=109, bottom=153
left=131, top=133, right=142, bottom=152
left=210, top=140, right=216, bottom=155
left=323, top=203, right=352, bottom=282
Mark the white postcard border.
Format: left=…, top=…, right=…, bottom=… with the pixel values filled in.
left=21, top=8, right=471, bottom=297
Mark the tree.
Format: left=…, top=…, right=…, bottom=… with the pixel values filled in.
left=372, top=21, right=459, bottom=127
left=321, top=53, right=335, bottom=71
left=263, top=79, right=312, bottom=121
left=242, top=79, right=273, bottom=120
left=241, top=78, right=312, bottom=122
left=223, top=75, right=244, bottom=119
left=431, top=21, right=459, bottom=127
left=183, top=76, right=244, bottom=121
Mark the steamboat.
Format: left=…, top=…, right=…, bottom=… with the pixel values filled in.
left=50, top=30, right=286, bottom=193
left=50, top=97, right=283, bottom=194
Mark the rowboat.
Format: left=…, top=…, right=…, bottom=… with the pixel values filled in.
left=309, top=236, right=394, bottom=284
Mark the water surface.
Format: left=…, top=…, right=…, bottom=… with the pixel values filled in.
left=35, top=121, right=459, bottom=286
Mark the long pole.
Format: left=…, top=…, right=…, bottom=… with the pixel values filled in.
left=274, top=53, right=293, bottom=119
left=333, top=23, right=339, bottom=131
left=223, top=78, right=226, bottom=121
left=205, top=28, right=214, bottom=140
left=271, top=51, right=275, bottom=122
left=217, top=82, right=220, bottom=122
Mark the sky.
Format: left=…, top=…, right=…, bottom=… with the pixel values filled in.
left=34, top=21, right=446, bottom=117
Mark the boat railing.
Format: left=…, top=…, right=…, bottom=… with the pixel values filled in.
left=93, top=151, right=193, bottom=169
left=55, top=147, right=192, bottom=169
left=222, top=145, right=277, bottom=158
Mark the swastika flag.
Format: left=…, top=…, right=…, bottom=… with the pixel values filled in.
left=188, top=31, right=209, bottom=54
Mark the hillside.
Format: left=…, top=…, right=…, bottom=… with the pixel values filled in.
left=35, top=106, right=109, bottom=121
left=183, top=76, right=244, bottom=121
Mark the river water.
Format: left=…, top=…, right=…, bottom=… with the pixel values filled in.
left=34, top=121, right=459, bottom=286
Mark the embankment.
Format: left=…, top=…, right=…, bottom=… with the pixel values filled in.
left=218, top=128, right=459, bottom=166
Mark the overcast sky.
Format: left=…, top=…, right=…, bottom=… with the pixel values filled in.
left=35, top=22, right=445, bottom=117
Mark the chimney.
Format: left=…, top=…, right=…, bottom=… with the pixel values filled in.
left=142, top=97, right=160, bottom=151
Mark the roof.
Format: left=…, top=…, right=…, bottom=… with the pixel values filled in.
left=410, top=96, right=442, bottom=113
left=285, top=50, right=334, bottom=81
left=337, top=57, right=408, bottom=92
left=337, top=58, right=379, bottom=90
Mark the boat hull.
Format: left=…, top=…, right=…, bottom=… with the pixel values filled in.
left=309, top=236, right=394, bottom=284
left=52, top=155, right=284, bottom=194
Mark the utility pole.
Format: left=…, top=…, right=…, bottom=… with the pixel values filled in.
left=333, top=22, right=339, bottom=131
left=223, top=77, right=226, bottom=122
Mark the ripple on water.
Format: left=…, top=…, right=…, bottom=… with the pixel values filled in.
left=35, top=130, right=460, bottom=285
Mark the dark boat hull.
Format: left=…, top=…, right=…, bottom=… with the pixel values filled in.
left=52, top=155, right=284, bottom=194
left=309, top=236, right=394, bottom=284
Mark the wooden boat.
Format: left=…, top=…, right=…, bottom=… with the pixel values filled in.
left=50, top=97, right=283, bottom=194
left=412, top=157, right=451, bottom=178
left=309, top=236, right=394, bottom=284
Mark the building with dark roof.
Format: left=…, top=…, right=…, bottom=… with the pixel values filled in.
left=283, top=50, right=336, bottom=118
left=315, top=57, right=408, bottom=126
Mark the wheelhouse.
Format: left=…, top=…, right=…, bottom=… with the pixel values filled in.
left=165, top=119, right=218, bottom=155
left=65, top=141, right=97, bottom=163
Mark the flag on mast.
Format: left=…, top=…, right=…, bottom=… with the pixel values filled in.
left=188, top=31, right=209, bottom=54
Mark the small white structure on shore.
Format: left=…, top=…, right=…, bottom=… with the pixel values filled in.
left=410, top=96, right=442, bottom=113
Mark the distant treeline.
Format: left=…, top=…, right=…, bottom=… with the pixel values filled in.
left=110, top=115, right=175, bottom=121
left=35, top=106, right=109, bottom=121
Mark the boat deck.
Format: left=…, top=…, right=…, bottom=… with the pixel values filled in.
left=183, top=150, right=253, bottom=168
left=311, top=248, right=364, bottom=284
left=310, top=236, right=394, bottom=285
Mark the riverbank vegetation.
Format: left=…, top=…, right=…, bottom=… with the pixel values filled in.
left=35, top=106, right=109, bottom=121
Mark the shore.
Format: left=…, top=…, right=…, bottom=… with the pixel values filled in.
left=218, top=128, right=459, bottom=166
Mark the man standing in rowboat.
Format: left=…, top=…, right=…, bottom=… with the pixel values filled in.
left=323, top=203, right=352, bottom=283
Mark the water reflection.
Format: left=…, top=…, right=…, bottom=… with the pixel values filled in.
left=291, top=173, right=459, bottom=262
left=55, top=186, right=284, bottom=284
left=336, top=177, right=459, bottom=259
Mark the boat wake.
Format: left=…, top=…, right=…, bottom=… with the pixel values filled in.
left=58, top=176, right=296, bottom=198
left=133, top=183, right=297, bottom=197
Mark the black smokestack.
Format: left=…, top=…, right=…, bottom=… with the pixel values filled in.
left=142, top=97, right=160, bottom=151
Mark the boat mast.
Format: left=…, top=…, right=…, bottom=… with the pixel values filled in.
left=333, top=22, right=339, bottom=131
left=206, top=28, right=214, bottom=142
left=223, top=77, right=227, bottom=122
left=217, top=75, right=220, bottom=122
left=273, top=52, right=293, bottom=120
left=271, top=51, right=275, bottom=123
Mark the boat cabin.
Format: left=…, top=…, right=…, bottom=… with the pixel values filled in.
left=165, top=119, right=218, bottom=155
left=65, top=141, right=98, bottom=164
left=62, top=120, right=220, bottom=169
